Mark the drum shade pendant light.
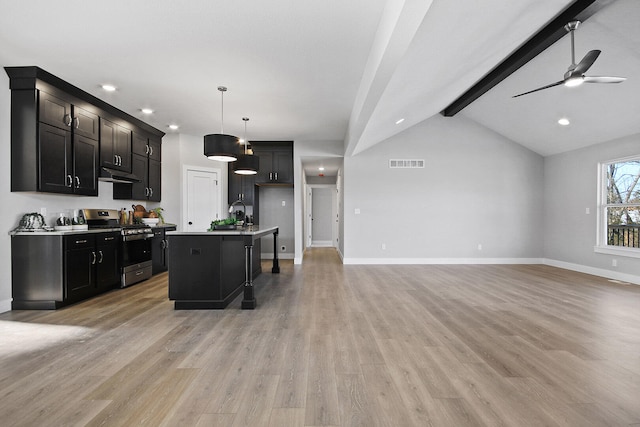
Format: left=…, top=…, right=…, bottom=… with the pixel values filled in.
left=234, top=117, right=259, bottom=175
left=204, top=86, right=239, bottom=162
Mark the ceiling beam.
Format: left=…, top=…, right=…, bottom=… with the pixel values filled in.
left=441, top=0, right=612, bottom=117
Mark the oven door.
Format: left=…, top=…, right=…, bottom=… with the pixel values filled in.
left=122, top=234, right=153, bottom=265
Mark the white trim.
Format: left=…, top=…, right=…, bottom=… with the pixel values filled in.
left=594, top=245, right=640, bottom=259
left=543, top=258, right=640, bottom=286
left=262, top=252, right=294, bottom=260
left=311, top=240, right=333, bottom=247
left=0, top=299, right=11, bottom=314
left=343, top=257, right=542, bottom=265
left=294, top=256, right=303, bottom=265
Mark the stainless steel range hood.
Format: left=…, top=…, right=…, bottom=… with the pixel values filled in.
left=98, top=167, right=141, bottom=184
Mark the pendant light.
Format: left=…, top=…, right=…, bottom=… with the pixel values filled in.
left=204, top=86, right=240, bottom=162
left=233, top=117, right=259, bottom=175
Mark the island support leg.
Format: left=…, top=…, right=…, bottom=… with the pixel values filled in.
left=241, top=242, right=257, bottom=309
left=272, top=229, right=280, bottom=274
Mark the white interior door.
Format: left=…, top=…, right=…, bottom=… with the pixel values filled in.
left=184, top=168, right=220, bottom=231
left=307, top=188, right=313, bottom=248
left=311, top=186, right=335, bottom=247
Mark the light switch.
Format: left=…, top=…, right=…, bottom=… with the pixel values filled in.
left=355, top=208, right=361, bottom=215
left=282, top=200, right=286, bottom=207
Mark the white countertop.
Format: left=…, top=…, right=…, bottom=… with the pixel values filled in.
left=167, top=225, right=278, bottom=237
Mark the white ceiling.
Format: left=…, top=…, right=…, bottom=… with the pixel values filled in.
left=1, top=0, right=638, bottom=175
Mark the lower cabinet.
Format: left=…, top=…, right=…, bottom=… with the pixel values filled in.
left=11, top=232, right=121, bottom=309
left=152, top=225, right=176, bottom=275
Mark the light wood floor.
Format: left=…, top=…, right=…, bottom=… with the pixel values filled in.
left=1, top=248, right=640, bottom=426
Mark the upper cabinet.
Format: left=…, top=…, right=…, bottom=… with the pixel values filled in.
left=10, top=88, right=99, bottom=195
left=5, top=66, right=165, bottom=197
left=252, top=141, right=294, bottom=185
left=100, top=118, right=132, bottom=172
left=113, top=131, right=162, bottom=201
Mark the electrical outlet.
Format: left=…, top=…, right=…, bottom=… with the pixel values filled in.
left=354, top=208, right=361, bottom=215
left=280, top=245, right=286, bottom=252
left=281, top=200, right=286, bottom=207
left=381, top=243, right=386, bottom=250
left=477, top=243, right=482, bottom=251
left=612, top=259, right=617, bottom=267
left=585, top=207, right=590, bottom=214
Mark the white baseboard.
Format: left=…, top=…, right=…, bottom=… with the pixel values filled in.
left=342, top=257, right=543, bottom=265
left=262, top=253, right=294, bottom=260
left=543, top=258, right=640, bottom=286
left=0, top=299, right=11, bottom=314
left=311, top=240, right=333, bottom=247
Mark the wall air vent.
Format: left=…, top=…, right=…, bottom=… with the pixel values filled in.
left=389, top=159, right=425, bottom=169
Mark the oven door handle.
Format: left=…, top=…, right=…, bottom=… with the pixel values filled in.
left=122, top=233, right=153, bottom=241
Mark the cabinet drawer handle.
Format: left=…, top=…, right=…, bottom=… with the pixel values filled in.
left=105, top=237, right=115, bottom=241
left=135, top=270, right=144, bottom=276
left=75, top=239, right=88, bottom=244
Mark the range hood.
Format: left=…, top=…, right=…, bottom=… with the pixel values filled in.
left=98, top=167, right=141, bottom=184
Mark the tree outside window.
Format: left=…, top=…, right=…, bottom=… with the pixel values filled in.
left=604, top=159, right=640, bottom=248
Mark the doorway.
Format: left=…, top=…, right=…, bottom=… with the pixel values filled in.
left=182, top=166, right=221, bottom=231
left=308, top=185, right=337, bottom=247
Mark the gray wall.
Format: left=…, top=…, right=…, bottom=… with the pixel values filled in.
left=543, top=132, right=640, bottom=279
left=343, top=114, right=545, bottom=262
left=259, top=186, right=295, bottom=258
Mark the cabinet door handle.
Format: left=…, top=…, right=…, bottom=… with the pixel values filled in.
left=145, top=144, right=150, bottom=155
left=66, top=174, right=73, bottom=187
left=269, top=172, right=273, bottom=181
left=73, top=117, right=79, bottom=129
left=144, top=187, right=149, bottom=197
left=98, top=250, right=104, bottom=264
left=64, top=114, right=72, bottom=126
left=160, top=240, right=166, bottom=249
left=75, top=176, right=80, bottom=188
left=91, top=251, right=97, bottom=265
left=149, top=188, right=153, bottom=197
left=149, top=146, right=154, bottom=156
left=275, top=172, right=278, bottom=181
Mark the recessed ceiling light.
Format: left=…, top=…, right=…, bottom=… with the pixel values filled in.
left=141, top=108, right=153, bottom=114
left=168, top=124, right=179, bottom=130
left=558, top=118, right=570, bottom=126
left=395, top=118, right=405, bottom=125
left=102, top=84, right=116, bottom=92
left=319, top=167, right=325, bottom=171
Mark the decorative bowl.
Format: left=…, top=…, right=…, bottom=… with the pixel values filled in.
left=141, top=218, right=160, bottom=226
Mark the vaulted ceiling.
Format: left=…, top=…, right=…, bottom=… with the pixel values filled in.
left=1, top=0, right=638, bottom=175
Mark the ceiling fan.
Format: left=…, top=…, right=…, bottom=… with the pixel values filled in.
left=513, top=20, right=626, bottom=98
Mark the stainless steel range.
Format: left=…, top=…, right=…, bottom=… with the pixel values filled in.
left=82, top=209, right=153, bottom=287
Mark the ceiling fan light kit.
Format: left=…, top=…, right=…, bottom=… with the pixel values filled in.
left=513, top=20, right=626, bottom=98
left=204, top=86, right=240, bottom=162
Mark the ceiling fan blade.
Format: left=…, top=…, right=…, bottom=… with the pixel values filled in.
left=573, top=50, right=601, bottom=74
left=583, top=76, right=627, bottom=83
left=512, top=81, right=564, bottom=98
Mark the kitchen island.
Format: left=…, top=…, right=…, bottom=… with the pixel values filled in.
left=166, top=226, right=279, bottom=309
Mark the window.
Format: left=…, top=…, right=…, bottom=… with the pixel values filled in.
left=596, top=156, right=640, bottom=257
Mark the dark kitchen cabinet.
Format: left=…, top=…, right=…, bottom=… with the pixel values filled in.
left=228, top=171, right=255, bottom=205
left=152, top=225, right=176, bottom=274
left=100, top=118, right=132, bottom=172
left=11, top=231, right=120, bottom=309
left=113, top=131, right=162, bottom=201
left=9, top=88, right=99, bottom=195
left=252, top=141, right=293, bottom=185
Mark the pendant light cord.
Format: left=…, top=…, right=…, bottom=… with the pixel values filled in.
left=218, top=86, right=227, bottom=134
left=242, top=117, right=249, bottom=155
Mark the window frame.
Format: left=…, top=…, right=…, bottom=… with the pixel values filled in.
left=595, top=155, right=640, bottom=258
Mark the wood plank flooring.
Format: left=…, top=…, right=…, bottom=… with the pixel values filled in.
left=1, top=248, right=640, bottom=426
